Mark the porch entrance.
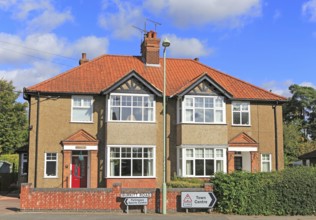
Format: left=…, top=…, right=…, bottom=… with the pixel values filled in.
left=71, top=151, right=88, bottom=188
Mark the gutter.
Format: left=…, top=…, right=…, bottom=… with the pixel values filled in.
left=273, top=101, right=279, bottom=171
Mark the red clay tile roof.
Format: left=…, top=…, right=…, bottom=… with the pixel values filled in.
left=25, top=55, right=286, bottom=101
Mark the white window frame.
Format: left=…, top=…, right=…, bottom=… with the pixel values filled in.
left=71, top=95, right=93, bottom=123
left=21, top=153, right=28, bottom=175
left=232, top=101, right=251, bottom=126
left=106, top=145, right=156, bottom=178
left=181, top=95, right=226, bottom=124
left=261, top=153, right=272, bottom=172
left=108, top=93, right=156, bottom=122
left=44, top=152, right=58, bottom=178
left=177, top=146, right=227, bottom=177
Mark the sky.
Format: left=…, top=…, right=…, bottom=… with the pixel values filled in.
left=0, top=0, right=316, bottom=99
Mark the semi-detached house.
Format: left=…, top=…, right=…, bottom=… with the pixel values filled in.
left=23, top=31, right=286, bottom=189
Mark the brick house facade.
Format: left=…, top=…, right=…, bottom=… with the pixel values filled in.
left=23, top=31, right=286, bottom=189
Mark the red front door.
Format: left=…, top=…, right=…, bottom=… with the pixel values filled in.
left=71, top=156, right=88, bottom=188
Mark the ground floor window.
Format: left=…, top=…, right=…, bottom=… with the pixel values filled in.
left=177, top=146, right=226, bottom=177
left=261, top=153, right=272, bottom=172
left=21, top=153, right=28, bottom=175
left=44, top=153, right=58, bottom=178
left=107, top=146, right=155, bottom=177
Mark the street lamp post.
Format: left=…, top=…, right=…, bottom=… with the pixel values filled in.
left=162, top=38, right=170, bottom=215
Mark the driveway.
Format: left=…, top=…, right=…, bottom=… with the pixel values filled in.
left=0, top=196, right=315, bottom=220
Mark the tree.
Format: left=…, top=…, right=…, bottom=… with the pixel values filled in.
left=283, top=84, right=316, bottom=165
left=0, top=79, right=28, bottom=154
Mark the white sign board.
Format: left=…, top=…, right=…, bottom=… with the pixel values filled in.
left=121, top=193, right=152, bottom=198
left=181, top=192, right=217, bottom=208
left=124, top=198, right=148, bottom=206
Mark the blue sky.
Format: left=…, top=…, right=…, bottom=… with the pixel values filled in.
left=1, top=0, right=316, bottom=98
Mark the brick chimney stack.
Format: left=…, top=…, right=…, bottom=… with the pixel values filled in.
left=141, top=30, right=160, bottom=66
left=79, top=53, right=89, bottom=65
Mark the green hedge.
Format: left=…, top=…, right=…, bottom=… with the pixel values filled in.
left=167, top=177, right=205, bottom=188
left=212, top=167, right=316, bottom=215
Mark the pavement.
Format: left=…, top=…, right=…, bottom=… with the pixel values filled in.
left=0, top=195, right=315, bottom=220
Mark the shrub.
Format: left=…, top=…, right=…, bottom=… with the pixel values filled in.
left=212, top=167, right=316, bottom=215
left=167, top=177, right=205, bottom=188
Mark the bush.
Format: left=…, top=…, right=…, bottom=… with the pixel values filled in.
left=212, top=167, right=316, bottom=215
left=167, top=177, right=205, bottom=188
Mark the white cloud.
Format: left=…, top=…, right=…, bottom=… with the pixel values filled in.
left=99, top=0, right=144, bottom=39
left=144, top=0, right=262, bottom=28
left=261, top=80, right=293, bottom=97
left=162, top=34, right=212, bottom=58
left=0, top=33, right=109, bottom=89
left=302, top=0, right=316, bottom=22
left=0, top=0, right=16, bottom=9
left=299, top=81, right=316, bottom=88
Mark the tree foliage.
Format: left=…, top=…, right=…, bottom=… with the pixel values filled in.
left=283, top=84, right=316, bottom=164
left=0, top=79, right=28, bottom=154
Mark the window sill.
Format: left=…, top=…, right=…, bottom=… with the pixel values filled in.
left=107, top=121, right=156, bottom=124
left=106, top=176, right=156, bottom=179
left=231, top=124, right=251, bottom=127
left=44, top=176, right=58, bottom=179
left=178, top=122, right=227, bottom=125
left=70, top=121, right=94, bottom=124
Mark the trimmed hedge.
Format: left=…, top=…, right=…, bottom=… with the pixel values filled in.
left=212, top=167, right=316, bottom=215
left=167, top=177, right=205, bottom=188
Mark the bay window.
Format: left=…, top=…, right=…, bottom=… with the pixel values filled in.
left=181, top=96, right=225, bottom=123
left=108, top=146, right=155, bottom=177
left=109, top=94, right=155, bottom=122
left=177, top=147, right=226, bottom=177
left=232, top=102, right=250, bottom=125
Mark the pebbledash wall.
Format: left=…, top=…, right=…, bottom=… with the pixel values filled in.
left=20, top=183, right=213, bottom=212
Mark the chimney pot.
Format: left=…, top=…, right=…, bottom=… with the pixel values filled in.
left=194, top=57, right=199, bottom=62
left=79, top=53, right=89, bottom=65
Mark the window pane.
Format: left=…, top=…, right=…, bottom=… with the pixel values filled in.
left=133, top=107, right=142, bottom=121
left=144, top=148, right=153, bottom=158
left=215, top=110, right=223, bottom=122
left=133, top=148, right=142, bottom=158
left=195, top=97, right=203, bottom=107
left=195, top=148, right=204, bottom=158
left=216, top=149, right=223, bottom=157
left=122, top=107, right=131, bottom=120
left=233, top=103, right=240, bottom=111
left=233, top=112, right=240, bottom=124
left=205, top=98, right=213, bottom=108
left=241, top=112, right=249, bottom=124
left=216, top=160, right=224, bottom=172
left=73, top=98, right=81, bottom=107
left=144, top=108, right=153, bottom=121
left=110, top=159, right=120, bottom=176
left=195, top=109, right=204, bottom=122
left=22, top=162, right=28, bottom=174
left=206, top=159, right=214, bottom=175
left=144, top=159, right=153, bottom=176
left=110, top=107, right=120, bottom=120
left=121, top=148, right=131, bottom=158
left=46, top=161, right=56, bottom=176
left=133, top=96, right=142, bottom=107
left=185, top=109, right=193, bottom=122
left=195, top=159, right=204, bottom=175
left=73, top=108, right=92, bottom=121
left=186, top=160, right=193, bottom=175
left=185, top=98, right=193, bottom=107
left=132, top=159, right=142, bottom=176
left=186, top=149, right=193, bottom=157
left=121, top=159, right=131, bottom=176
left=122, top=96, right=131, bottom=106
left=205, top=149, right=214, bottom=158
left=205, top=109, right=213, bottom=122
left=215, top=97, right=223, bottom=107
left=110, top=148, right=120, bottom=158
left=241, top=103, right=249, bottom=111
left=262, top=162, right=270, bottom=172
left=111, top=96, right=120, bottom=106
left=83, top=98, right=91, bottom=107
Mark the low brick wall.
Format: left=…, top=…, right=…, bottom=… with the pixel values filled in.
left=20, top=183, right=213, bottom=212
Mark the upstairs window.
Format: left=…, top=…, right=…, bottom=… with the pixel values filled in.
left=71, top=96, right=93, bottom=122
left=232, top=102, right=250, bottom=126
left=182, top=96, right=225, bottom=123
left=109, top=94, right=155, bottom=122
